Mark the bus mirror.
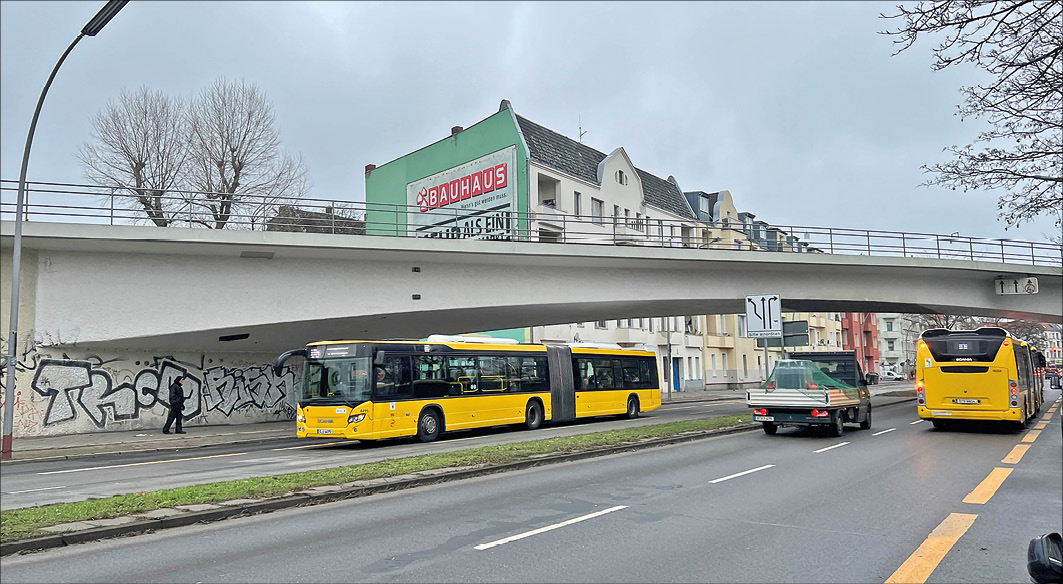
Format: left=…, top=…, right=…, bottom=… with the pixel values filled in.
left=275, top=349, right=307, bottom=376
left=374, top=350, right=386, bottom=365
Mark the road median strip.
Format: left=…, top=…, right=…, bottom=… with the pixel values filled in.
left=2, top=415, right=757, bottom=555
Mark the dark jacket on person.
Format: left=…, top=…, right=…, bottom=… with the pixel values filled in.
left=169, top=380, right=186, bottom=411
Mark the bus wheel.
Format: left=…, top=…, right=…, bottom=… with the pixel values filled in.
left=763, top=422, right=778, bottom=435
left=525, top=400, right=543, bottom=430
left=625, top=396, right=640, bottom=419
left=860, top=405, right=872, bottom=430
left=416, top=409, right=441, bottom=442
left=828, top=410, right=844, bottom=437
left=932, top=419, right=947, bottom=430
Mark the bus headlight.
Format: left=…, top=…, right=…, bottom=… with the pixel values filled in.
left=348, top=413, right=365, bottom=424
left=296, top=413, right=305, bottom=423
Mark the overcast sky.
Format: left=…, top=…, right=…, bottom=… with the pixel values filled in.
left=1, top=1, right=1058, bottom=242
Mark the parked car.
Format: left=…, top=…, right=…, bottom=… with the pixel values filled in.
left=865, top=372, right=879, bottom=385
left=881, top=370, right=905, bottom=381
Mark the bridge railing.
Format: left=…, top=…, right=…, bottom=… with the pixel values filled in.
left=2, top=180, right=1060, bottom=267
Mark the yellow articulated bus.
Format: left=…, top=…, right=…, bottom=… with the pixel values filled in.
left=274, top=335, right=661, bottom=442
left=916, top=327, right=1043, bottom=431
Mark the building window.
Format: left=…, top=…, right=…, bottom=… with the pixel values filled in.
left=711, top=354, right=717, bottom=377
left=886, top=320, right=894, bottom=332
left=737, top=315, right=747, bottom=337
left=591, top=198, right=604, bottom=225
left=615, top=169, right=627, bottom=185
left=619, top=318, right=629, bottom=328
left=595, top=320, right=607, bottom=329
left=635, top=212, right=643, bottom=231
left=700, top=195, right=711, bottom=216
left=613, top=205, right=620, bottom=221
left=742, top=355, right=748, bottom=377
left=573, top=192, right=582, bottom=216
left=888, top=340, right=895, bottom=351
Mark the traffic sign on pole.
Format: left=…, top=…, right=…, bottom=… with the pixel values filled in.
left=745, top=294, right=782, bottom=338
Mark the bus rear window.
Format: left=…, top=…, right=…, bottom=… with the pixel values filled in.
left=924, top=337, right=1003, bottom=362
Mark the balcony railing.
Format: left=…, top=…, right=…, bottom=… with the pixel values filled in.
left=2, top=180, right=1060, bottom=267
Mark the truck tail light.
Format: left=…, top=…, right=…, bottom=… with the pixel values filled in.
left=810, top=409, right=830, bottom=417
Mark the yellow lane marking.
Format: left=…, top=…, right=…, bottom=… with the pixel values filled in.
left=1022, top=430, right=1041, bottom=443
left=38, top=452, right=247, bottom=475
left=272, top=441, right=348, bottom=450
left=1035, top=421, right=1047, bottom=430
left=962, top=468, right=1013, bottom=504
left=1002, top=444, right=1030, bottom=464
left=885, top=513, right=977, bottom=584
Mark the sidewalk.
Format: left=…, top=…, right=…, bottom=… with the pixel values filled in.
left=0, top=385, right=912, bottom=465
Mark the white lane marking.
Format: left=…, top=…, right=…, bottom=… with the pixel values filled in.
left=910, top=420, right=924, bottom=425
left=709, top=464, right=776, bottom=484
left=873, top=428, right=897, bottom=436
left=474, top=505, right=628, bottom=550
left=3, top=485, right=65, bottom=494
left=272, top=441, right=347, bottom=450
left=37, top=452, right=247, bottom=475
left=812, top=442, right=850, bottom=453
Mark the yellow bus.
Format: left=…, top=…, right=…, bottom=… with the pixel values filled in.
left=916, top=327, right=1043, bottom=430
left=274, top=336, right=661, bottom=442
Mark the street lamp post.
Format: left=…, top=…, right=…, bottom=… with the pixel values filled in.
left=2, top=0, right=128, bottom=460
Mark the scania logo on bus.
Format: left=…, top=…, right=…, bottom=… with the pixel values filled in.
left=317, top=419, right=334, bottom=424
left=416, top=163, right=507, bottom=212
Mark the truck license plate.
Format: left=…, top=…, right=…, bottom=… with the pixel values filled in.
left=954, top=399, right=979, bottom=404
left=754, top=415, right=774, bottom=422
left=316, top=429, right=333, bottom=435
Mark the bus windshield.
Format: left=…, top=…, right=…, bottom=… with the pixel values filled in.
left=301, top=357, right=373, bottom=405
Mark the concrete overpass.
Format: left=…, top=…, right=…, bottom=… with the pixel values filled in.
left=4, top=221, right=1061, bottom=355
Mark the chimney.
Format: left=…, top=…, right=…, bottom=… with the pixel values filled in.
left=451, top=125, right=463, bottom=136
left=365, top=164, right=376, bottom=177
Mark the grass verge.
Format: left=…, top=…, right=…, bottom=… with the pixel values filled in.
left=1, top=414, right=750, bottom=542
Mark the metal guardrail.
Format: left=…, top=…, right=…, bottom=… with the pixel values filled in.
left=2, top=180, right=1061, bottom=267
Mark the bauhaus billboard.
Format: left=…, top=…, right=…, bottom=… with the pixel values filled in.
left=406, top=146, right=518, bottom=240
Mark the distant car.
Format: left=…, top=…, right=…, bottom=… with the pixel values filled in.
left=881, top=370, right=905, bottom=381
left=865, top=372, right=879, bottom=385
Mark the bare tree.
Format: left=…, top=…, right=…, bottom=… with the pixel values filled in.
left=882, top=1, right=1062, bottom=230
left=184, top=78, right=309, bottom=229
left=77, top=87, right=189, bottom=226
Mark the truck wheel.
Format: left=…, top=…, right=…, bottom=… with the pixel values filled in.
left=828, top=410, right=844, bottom=437
left=763, top=422, right=778, bottom=435
left=860, top=405, right=872, bottom=430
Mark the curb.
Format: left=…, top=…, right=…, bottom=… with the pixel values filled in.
left=0, top=422, right=760, bottom=557
left=0, top=432, right=293, bottom=467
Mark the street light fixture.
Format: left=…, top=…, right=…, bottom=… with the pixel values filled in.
left=2, top=0, right=128, bottom=460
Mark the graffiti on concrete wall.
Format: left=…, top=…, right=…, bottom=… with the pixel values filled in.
left=28, top=357, right=296, bottom=429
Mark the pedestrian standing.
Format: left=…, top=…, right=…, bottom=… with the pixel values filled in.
left=163, top=376, right=187, bottom=434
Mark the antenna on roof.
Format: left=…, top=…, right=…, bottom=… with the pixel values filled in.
left=578, top=113, right=587, bottom=143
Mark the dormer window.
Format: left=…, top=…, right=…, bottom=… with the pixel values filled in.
left=615, top=170, right=628, bottom=185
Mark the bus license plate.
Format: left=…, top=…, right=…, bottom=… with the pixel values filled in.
left=955, top=399, right=979, bottom=404
left=754, top=415, right=774, bottom=422
left=316, top=429, right=333, bottom=435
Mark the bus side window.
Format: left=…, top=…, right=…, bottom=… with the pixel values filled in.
left=377, top=355, right=413, bottom=400
left=638, top=358, right=656, bottom=389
